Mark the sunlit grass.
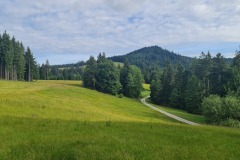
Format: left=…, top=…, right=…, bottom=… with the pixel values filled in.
left=113, top=62, right=124, bottom=67
left=146, top=99, right=206, bottom=124
left=142, top=83, right=150, bottom=90
left=0, top=80, right=239, bottom=159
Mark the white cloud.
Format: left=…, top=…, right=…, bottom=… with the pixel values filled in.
left=0, top=0, right=240, bottom=64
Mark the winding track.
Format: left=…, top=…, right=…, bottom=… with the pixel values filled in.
left=141, top=96, right=201, bottom=126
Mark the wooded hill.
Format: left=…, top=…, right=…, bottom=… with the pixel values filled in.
left=109, top=46, right=193, bottom=83
left=110, top=46, right=193, bottom=68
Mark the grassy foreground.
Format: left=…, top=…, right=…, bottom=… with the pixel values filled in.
left=0, top=80, right=240, bottom=159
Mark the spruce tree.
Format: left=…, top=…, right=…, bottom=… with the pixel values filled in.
left=120, top=59, right=143, bottom=98
left=95, top=53, right=121, bottom=95
left=120, top=58, right=130, bottom=95
left=46, top=59, right=50, bottom=80
left=184, top=75, right=203, bottom=114
left=159, top=63, right=174, bottom=105
left=130, top=66, right=143, bottom=98
left=83, top=56, right=97, bottom=89
left=17, top=43, right=26, bottom=80
left=24, top=47, right=35, bottom=81
left=0, top=34, right=3, bottom=79
left=0, top=31, right=36, bottom=81
left=150, top=67, right=162, bottom=104
left=170, top=64, right=185, bottom=108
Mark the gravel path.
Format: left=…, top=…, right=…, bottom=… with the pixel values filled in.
left=141, top=96, right=201, bottom=126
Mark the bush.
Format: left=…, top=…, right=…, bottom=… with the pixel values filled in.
left=201, top=95, right=223, bottom=123
left=223, top=96, right=240, bottom=121
left=118, top=94, right=123, bottom=98
left=202, top=95, right=240, bottom=127
left=220, top=118, right=240, bottom=128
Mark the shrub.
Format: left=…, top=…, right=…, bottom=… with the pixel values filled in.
left=118, top=94, right=123, bottom=98
left=201, top=95, right=223, bottom=123
left=220, top=118, right=240, bottom=128
left=202, top=95, right=240, bottom=126
left=223, top=96, right=240, bottom=121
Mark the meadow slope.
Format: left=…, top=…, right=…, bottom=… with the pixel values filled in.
left=0, top=80, right=239, bottom=160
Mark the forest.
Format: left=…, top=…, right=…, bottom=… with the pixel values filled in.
left=110, top=46, right=193, bottom=83
left=150, top=51, right=240, bottom=127
left=39, top=60, right=85, bottom=80
left=83, top=53, right=143, bottom=98
left=0, top=31, right=38, bottom=81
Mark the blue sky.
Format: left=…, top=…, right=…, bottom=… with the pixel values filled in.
left=0, top=0, right=240, bottom=64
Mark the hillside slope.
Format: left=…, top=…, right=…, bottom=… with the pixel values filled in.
left=0, top=80, right=239, bottom=159
left=110, top=46, right=193, bottom=69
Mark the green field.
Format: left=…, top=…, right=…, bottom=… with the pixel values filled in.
left=141, top=83, right=151, bottom=98
left=146, top=99, right=206, bottom=124
left=0, top=80, right=240, bottom=159
left=113, top=62, right=124, bottom=67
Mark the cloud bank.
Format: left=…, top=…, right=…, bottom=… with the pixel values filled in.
left=0, top=0, right=239, bottom=64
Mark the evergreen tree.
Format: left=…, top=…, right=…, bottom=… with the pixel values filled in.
left=120, top=59, right=143, bottom=98
left=125, top=73, right=135, bottom=97
left=150, top=67, right=162, bottom=104
left=184, top=75, right=203, bottom=114
left=83, top=56, right=97, bottom=89
left=128, top=66, right=143, bottom=98
left=232, top=48, right=240, bottom=68
left=150, top=79, right=162, bottom=104
left=170, top=64, right=185, bottom=108
left=0, top=31, right=37, bottom=81
left=224, top=49, right=240, bottom=97
left=24, top=47, right=38, bottom=81
left=192, top=52, right=213, bottom=97
left=0, top=34, right=3, bottom=79
left=17, top=43, right=26, bottom=80
left=39, top=63, right=46, bottom=80
left=46, top=59, right=50, bottom=80
left=209, top=53, right=230, bottom=96
left=159, top=63, right=174, bottom=105
left=95, top=53, right=121, bottom=95
left=11, top=37, right=17, bottom=80
left=120, top=58, right=130, bottom=95
left=169, top=88, right=182, bottom=108
left=2, top=31, right=14, bottom=80
left=133, top=66, right=144, bottom=97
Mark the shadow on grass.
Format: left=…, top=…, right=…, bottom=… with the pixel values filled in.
left=66, top=83, right=83, bottom=88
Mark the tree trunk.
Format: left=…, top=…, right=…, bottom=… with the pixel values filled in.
left=0, top=58, right=2, bottom=79
left=28, top=60, right=31, bottom=82
left=15, top=65, right=17, bottom=81
left=11, top=66, right=13, bottom=80
left=5, top=66, right=7, bottom=80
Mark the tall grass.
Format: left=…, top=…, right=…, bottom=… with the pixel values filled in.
left=0, top=80, right=239, bottom=159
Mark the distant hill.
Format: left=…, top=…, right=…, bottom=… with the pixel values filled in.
left=109, top=46, right=193, bottom=69
left=51, top=61, right=85, bottom=69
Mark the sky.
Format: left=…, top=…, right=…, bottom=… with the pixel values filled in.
left=0, top=0, right=240, bottom=65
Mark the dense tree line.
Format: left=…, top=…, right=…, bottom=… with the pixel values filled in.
left=0, top=31, right=38, bottom=81
left=150, top=50, right=240, bottom=127
left=83, top=53, right=143, bottom=98
left=51, top=61, right=85, bottom=69
left=39, top=60, right=84, bottom=80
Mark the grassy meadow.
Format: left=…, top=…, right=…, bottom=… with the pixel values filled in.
left=0, top=80, right=240, bottom=159
left=146, top=100, right=206, bottom=124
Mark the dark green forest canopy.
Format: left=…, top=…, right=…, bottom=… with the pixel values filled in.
left=109, top=46, right=233, bottom=83
left=109, top=46, right=193, bottom=68
left=109, top=46, right=193, bottom=83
